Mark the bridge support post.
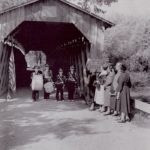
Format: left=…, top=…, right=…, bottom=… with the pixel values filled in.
left=86, top=42, right=91, bottom=60
left=0, top=43, right=9, bottom=96
left=77, top=50, right=84, bottom=95
left=81, top=46, right=86, bottom=86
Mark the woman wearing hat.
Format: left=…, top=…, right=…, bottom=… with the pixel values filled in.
left=67, top=65, right=78, bottom=101
left=55, top=68, right=66, bottom=101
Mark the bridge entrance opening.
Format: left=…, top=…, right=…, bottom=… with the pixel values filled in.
left=6, top=21, right=90, bottom=96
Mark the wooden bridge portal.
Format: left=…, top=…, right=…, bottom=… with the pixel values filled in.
left=0, top=0, right=113, bottom=96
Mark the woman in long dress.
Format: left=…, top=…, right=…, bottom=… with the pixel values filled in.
left=116, top=64, right=131, bottom=123
left=110, top=62, right=122, bottom=116
left=103, top=65, right=115, bottom=115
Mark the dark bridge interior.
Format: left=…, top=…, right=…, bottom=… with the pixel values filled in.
left=7, top=21, right=89, bottom=88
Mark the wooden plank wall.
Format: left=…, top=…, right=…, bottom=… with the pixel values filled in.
left=22, top=0, right=105, bottom=59
left=0, top=43, right=9, bottom=95
left=0, top=6, right=26, bottom=96
left=0, top=0, right=106, bottom=59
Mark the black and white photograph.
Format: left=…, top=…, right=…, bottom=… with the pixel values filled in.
left=0, top=0, right=150, bottom=150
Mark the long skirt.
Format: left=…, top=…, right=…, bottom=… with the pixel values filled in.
left=94, top=85, right=105, bottom=105
left=104, top=86, right=111, bottom=107
left=110, top=95, right=119, bottom=112
left=119, top=86, right=131, bottom=114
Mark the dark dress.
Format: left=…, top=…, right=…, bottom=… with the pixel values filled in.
left=116, top=72, right=131, bottom=114
left=88, top=74, right=96, bottom=103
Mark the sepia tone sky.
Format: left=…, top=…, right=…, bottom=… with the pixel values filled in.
left=102, top=0, right=150, bottom=17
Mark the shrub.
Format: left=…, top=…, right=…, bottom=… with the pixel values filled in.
left=130, top=72, right=150, bottom=89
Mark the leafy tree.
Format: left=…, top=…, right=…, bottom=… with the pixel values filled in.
left=104, top=16, right=150, bottom=73
left=0, top=0, right=30, bottom=10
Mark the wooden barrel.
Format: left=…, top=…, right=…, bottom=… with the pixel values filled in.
left=44, top=82, right=55, bottom=93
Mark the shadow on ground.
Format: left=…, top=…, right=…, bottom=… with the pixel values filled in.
left=0, top=92, right=99, bottom=149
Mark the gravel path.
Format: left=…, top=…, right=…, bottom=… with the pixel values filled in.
left=0, top=89, right=150, bottom=150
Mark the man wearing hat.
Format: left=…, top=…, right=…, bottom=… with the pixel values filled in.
left=55, top=68, right=66, bottom=101
left=67, top=65, right=78, bottom=101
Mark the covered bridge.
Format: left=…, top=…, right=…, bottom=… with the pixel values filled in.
left=0, top=0, right=114, bottom=97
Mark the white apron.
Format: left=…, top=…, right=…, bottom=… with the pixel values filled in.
left=94, top=85, right=105, bottom=105
left=31, top=74, right=43, bottom=91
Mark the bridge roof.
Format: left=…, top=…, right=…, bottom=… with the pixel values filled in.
left=0, top=0, right=114, bottom=27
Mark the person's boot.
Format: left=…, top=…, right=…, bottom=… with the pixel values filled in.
left=35, top=93, right=39, bottom=101
left=112, top=111, right=118, bottom=116
left=89, top=103, right=95, bottom=111
left=100, top=106, right=105, bottom=113
left=118, top=113, right=126, bottom=123
left=104, top=107, right=111, bottom=115
left=61, top=97, right=64, bottom=101
left=56, top=96, right=59, bottom=101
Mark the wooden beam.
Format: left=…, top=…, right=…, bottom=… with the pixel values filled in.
left=0, top=44, right=9, bottom=95
left=81, top=46, right=86, bottom=88
left=74, top=49, right=79, bottom=78
left=75, top=54, right=80, bottom=86
left=134, top=99, right=150, bottom=114
left=77, top=50, right=84, bottom=93
left=85, top=42, right=91, bottom=60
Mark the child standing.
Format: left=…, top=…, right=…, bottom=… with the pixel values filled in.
left=55, top=68, right=66, bottom=101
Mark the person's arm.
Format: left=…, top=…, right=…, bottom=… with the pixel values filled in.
left=67, top=72, right=70, bottom=80
left=31, top=72, right=34, bottom=80
left=75, top=72, right=78, bottom=81
left=128, top=75, right=132, bottom=88
left=50, top=70, right=53, bottom=79
left=104, top=74, right=114, bottom=89
left=74, top=72, right=78, bottom=86
left=55, top=75, right=58, bottom=83
left=116, top=75, right=124, bottom=100
left=64, top=76, right=67, bottom=83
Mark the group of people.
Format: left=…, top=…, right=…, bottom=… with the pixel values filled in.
left=31, top=65, right=78, bottom=102
left=31, top=61, right=132, bottom=123
left=87, top=62, right=131, bottom=123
